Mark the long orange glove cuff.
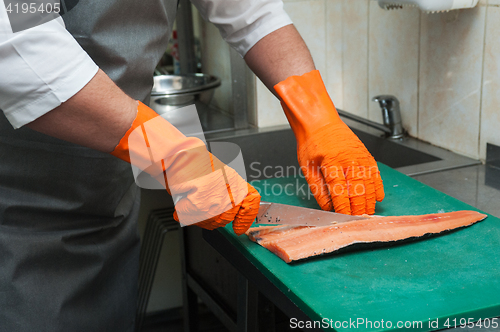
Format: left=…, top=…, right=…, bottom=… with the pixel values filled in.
left=111, top=101, right=260, bottom=235
left=274, top=70, right=384, bottom=215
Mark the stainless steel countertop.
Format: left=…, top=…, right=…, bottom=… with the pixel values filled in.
left=414, top=164, right=500, bottom=329
left=413, top=164, right=500, bottom=218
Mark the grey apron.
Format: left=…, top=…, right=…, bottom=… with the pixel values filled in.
left=0, top=1, right=177, bottom=331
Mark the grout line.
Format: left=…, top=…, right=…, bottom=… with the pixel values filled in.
left=341, top=0, right=345, bottom=111
left=477, top=0, right=489, bottom=160
left=337, top=0, right=343, bottom=109
left=366, top=0, right=370, bottom=119
left=416, top=8, right=422, bottom=139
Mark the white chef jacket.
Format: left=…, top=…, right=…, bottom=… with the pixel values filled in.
left=0, top=0, right=292, bottom=129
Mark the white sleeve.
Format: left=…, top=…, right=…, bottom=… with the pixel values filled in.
left=191, top=0, right=293, bottom=57
left=0, top=4, right=98, bottom=128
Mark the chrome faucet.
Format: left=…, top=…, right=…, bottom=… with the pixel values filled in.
left=372, top=95, right=405, bottom=139
left=336, top=95, right=406, bottom=140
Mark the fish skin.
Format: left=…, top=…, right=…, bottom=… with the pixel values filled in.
left=245, top=211, right=488, bottom=263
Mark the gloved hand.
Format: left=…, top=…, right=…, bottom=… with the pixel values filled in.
left=111, top=101, right=260, bottom=235
left=274, top=70, right=384, bottom=215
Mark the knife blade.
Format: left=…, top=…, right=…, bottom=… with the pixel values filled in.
left=255, top=202, right=367, bottom=226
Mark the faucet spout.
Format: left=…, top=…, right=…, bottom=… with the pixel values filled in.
left=372, top=95, right=405, bottom=139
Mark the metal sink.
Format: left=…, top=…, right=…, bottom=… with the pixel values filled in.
left=340, top=116, right=481, bottom=176
left=206, top=120, right=480, bottom=179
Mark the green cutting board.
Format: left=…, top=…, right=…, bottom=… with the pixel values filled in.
left=219, top=163, right=500, bottom=331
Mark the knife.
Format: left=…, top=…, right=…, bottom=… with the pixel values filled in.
left=255, top=202, right=368, bottom=227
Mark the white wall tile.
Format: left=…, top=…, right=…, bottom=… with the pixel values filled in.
left=418, top=6, right=486, bottom=158
left=342, top=0, right=369, bottom=117
left=256, top=0, right=327, bottom=127
left=479, top=5, right=500, bottom=159
left=368, top=2, right=420, bottom=136
left=255, top=80, right=288, bottom=127
left=284, top=0, right=327, bottom=75
left=326, top=0, right=344, bottom=109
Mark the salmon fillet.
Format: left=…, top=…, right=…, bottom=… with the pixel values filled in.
left=246, top=211, right=487, bottom=263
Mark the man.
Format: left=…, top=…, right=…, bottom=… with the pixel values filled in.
left=0, top=0, right=383, bottom=330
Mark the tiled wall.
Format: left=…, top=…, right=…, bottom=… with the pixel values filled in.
left=200, top=0, right=500, bottom=160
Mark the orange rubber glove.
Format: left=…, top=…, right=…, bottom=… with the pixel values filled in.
left=111, top=101, right=260, bottom=235
left=274, top=70, right=384, bottom=215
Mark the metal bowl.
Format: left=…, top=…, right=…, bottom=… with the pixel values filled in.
left=152, top=73, right=220, bottom=96
left=150, top=74, right=221, bottom=117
